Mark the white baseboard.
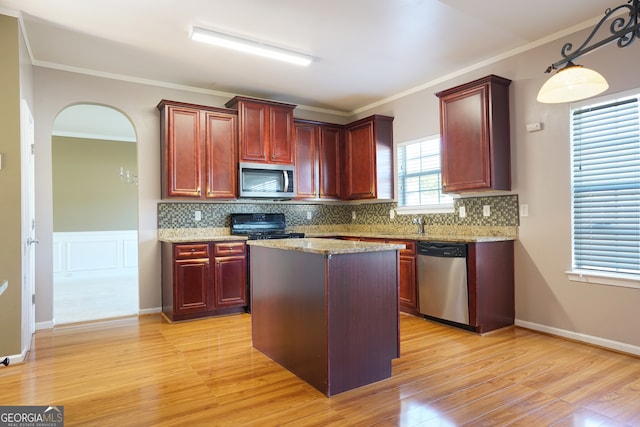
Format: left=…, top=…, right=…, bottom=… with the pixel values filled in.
left=515, top=319, right=640, bottom=356
left=36, top=320, right=55, bottom=331
left=139, top=307, right=161, bottom=316
left=1, top=347, right=29, bottom=366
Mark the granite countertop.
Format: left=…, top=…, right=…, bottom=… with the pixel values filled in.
left=247, top=238, right=405, bottom=255
left=304, top=232, right=511, bottom=243
left=158, top=226, right=516, bottom=244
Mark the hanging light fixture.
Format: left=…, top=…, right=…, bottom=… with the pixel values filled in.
left=537, top=0, right=640, bottom=103
left=190, top=26, right=313, bottom=66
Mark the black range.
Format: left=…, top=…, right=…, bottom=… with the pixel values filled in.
left=230, top=213, right=305, bottom=240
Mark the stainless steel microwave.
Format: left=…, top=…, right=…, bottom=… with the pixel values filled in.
left=238, top=162, right=295, bottom=199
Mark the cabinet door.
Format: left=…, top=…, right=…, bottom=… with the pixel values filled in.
left=174, top=258, right=210, bottom=314
left=214, top=256, right=247, bottom=307
left=318, top=126, right=341, bottom=199
left=204, top=111, right=237, bottom=199
left=269, top=105, right=294, bottom=164
left=399, top=255, right=418, bottom=312
left=294, top=122, right=317, bottom=198
left=238, top=102, right=268, bottom=162
left=163, top=105, right=202, bottom=197
left=439, top=85, right=491, bottom=192
left=438, top=75, right=511, bottom=192
left=343, top=120, right=376, bottom=199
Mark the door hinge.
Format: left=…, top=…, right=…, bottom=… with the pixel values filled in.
left=31, top=144, right=35, bottom=155
left=32, top=294, right=35, bottom=304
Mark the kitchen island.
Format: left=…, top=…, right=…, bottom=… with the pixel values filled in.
left=248, top=238, right=404, bottom=396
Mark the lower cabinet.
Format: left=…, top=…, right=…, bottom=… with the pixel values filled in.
left=357, top=237, right=419, bottom=315
left=162, top=241, right=247, bottom=321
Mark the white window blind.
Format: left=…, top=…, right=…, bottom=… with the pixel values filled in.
left=571, top=96, right=640, bottom=276
left=397, top=137, right=452, bottom=207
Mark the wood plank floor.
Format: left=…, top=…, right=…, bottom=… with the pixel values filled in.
left=1, top=313, right=639, bottom=426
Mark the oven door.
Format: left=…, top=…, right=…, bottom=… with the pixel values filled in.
left=239, top=162, right=294, bottom=198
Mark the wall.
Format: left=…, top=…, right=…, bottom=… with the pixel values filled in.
left=28, top=22, right=640, bottom=351
left=52, top=136, right=137, bottom=232
left=0, top=15, right=22, bottom=357
left=354, top=27, right=640, bottom=351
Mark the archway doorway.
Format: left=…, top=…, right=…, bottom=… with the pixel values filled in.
left=51, top=104, right=139, bottom=324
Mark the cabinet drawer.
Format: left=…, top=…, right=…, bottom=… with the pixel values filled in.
left=214, top=241, right=246, bottom=256
left=386, top=239, right=416, bottom=256
left=175, top=244, right=210, bottom=259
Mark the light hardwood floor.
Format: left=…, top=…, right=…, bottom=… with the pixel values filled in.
left=1, top=313, right=639, bottom=426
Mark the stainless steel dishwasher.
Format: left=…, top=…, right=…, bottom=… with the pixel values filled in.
left=417, top=241, right=469, bottom=325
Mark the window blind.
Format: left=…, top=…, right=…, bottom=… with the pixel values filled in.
left=572, top=97, right=640, bottom=275
left=398, top=138, right=452, bottom=207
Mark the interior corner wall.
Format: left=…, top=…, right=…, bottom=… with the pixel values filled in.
left=0, top=14, right=23, bottom=357
left=31, top=24, right=640, bottom=350
left=352, top=26, right=640, bottom=349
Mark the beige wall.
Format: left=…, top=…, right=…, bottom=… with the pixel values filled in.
left=356, top=27, right=640, bottom=349
left=26, top=23, right=640, bottom=350
left=0, top=15, right=23, bottom=357
left=52, top=136, right=138, bottom=232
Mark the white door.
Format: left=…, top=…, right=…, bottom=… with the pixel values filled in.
left=21, top=100, right=36, bottom=353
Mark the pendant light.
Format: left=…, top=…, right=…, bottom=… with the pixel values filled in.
left=537, top=0, right=640, bottom=103
left=537, top=62, right=609, bottom=103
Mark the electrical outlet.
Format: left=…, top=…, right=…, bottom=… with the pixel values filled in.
left=520, top=204, right=529, bottom=217
left=483, top=205, right=491, bottom=217
left=389, top=209, right=395, bottom=219
left=352, top=211, right=356, bottom=220
left=194, top=210, right=202, bottom=221
left=459, top=206, right=466, bottom=218
left=306, top=211, right=312, bottom=220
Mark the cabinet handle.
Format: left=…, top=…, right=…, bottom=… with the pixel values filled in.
left=190, top=248, right=195, bottom=252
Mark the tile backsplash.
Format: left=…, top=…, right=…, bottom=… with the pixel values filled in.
left=158, top=194, right=519, bottom=229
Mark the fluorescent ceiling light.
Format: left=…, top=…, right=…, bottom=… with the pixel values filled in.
left=190, top=26, right=313, bottom=66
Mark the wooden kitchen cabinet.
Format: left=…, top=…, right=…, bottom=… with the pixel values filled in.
left=391, top=240, right=419, bottom=314
left=158, top=100, right=237, bottom=199
left=294, top=119, right=342, bottom=200
left=436, top=75, right=511, bottom=193
left=225, top=96, right=296, bottom=164
left=162, top=241, right=248, bottom=322
left=343, top=115, right=394, bottom=200
left=467, top=240, right=514, bottom=333
left=213, top=242, right=247, bottom=307
left=359, top=237, right=418, bottom=315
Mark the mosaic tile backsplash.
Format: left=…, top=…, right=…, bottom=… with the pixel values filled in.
left=158, top=195, right=519, bottom=229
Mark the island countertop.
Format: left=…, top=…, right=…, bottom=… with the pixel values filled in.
left=246, top=237, right=405, bottom=255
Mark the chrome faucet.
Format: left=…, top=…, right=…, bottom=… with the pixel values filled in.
left=412, top=217, right=425, bottom=234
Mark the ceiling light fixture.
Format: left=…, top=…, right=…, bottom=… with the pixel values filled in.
left=537, top=0, right=640, bottom=103
left=190, top=26, right=313, bottom=66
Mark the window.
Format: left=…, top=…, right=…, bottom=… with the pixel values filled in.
left=570, top=95, right=640, bottom=283
left=397, top=136, right=453, bottom=212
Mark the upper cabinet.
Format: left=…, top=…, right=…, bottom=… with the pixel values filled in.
left=158, top=100, right=237, bottom=199
left=343, top=115, right=394, bottom=200
left=294, top=119, right=342, bottom=200
left=436, top=75, right=512, bottom=193
left=225, top=96, right=295, bottom=164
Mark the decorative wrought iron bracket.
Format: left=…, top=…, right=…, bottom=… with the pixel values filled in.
left=544, top=0, right=640, bottom=73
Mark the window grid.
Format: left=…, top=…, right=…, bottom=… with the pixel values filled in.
left=398, top=138, right=452, bottom=207
left=571, top=96, right=640, bottom=276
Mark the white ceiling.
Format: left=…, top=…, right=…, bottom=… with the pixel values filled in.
left=1, top=0, right=615, bottom=115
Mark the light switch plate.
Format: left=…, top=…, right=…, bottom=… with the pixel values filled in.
left=306, top=211, right=312, bottom=220
left=194, top=211, right=202, bottom=221
left=483, top=205, right=491, bottom=217
left=459, top=206, right=466, bottom=218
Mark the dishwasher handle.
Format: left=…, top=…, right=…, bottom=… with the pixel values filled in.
left=417, top=242, right=467, bottom=257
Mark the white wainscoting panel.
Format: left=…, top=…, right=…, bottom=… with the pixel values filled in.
left=53, top=230, right=138, bottom=277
